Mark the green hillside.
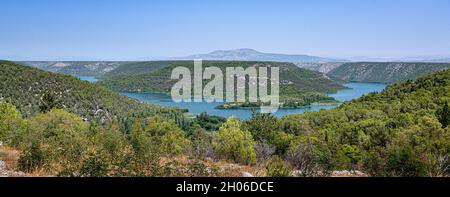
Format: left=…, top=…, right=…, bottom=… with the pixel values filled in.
left=328, top=62, right=450, bottom=84
left=0, top=61, right=183, bottom=121
left=277, top=68, right=450, bottom=176
left=99, top=61, right=177, bottom=78
left=97, top=61, right=346, bottom=107
left=1, top=61, right=450, bottom=177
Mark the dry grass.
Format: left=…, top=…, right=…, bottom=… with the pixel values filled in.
left=331, top=170, right=367, bottom=177
left=159, top=155, right=266, bottom=177
left=17, top=168, right=54, bottom=177
left=0, top=146, right=54, bottom=177
left=211, top=160, right=266, bottom=177
left=1, top=147, right=366, bottom=177
left=0, top=146, right=20, bottom=171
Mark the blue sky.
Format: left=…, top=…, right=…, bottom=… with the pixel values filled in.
left=1, top=0, right=450, bottom=60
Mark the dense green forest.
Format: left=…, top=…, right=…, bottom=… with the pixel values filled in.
left=277, top=69, right=450, bottom=176
left=99, top=61, right=178, bottom=78
left=0, top=61, right=184, bottom=121
left=328, top=62, right=450, bottom=84
left=1, top=60, right=449, bottom=177
left=97, top=61, right=346, bottom=108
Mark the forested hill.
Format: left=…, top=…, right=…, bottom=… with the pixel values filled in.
left=97, top=61, right=347, bottom=107
left=281, top=68, right=450, bottom=176
left=99, top=61, right=177, bottom=78
left=328, top=62, right=450, bottom=84
left=0, top=61, right=182, bottom=121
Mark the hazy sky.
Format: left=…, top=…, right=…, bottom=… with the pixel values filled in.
left=1, top=0, right=450, bottom=60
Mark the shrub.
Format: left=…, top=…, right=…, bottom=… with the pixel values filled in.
left=386, top=147, right=427, bottom=177
left=245, top=113, right=298, bottom=154
left=254, top=140, right=276, bottom=163
left=0, top=101, right=27, bottom=147
left=18, top=142, right=45, bottom=172
left=144, top=116, right=191, bottom=155
left=185, top=159, right=218, bottom=177
left=286, top=142, right=321, bottom=177
left=93, top=123, right=135, bottom=176
left=79, top=154, right=109, bottom=177
left=336, top=144, right=362, bottom=170
left=27, top=109, right=90, bottom=171
left=266, top=156, right=292, bottom=177
left=245, top=113, right=280, bottom=142
left=190, top=128, right=215, bottom=159
left=213, top=118, right=256, bottom=165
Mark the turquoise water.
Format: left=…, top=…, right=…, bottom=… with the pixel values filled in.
left=122, top=92, right=335, bottom=119
left=328, top=82, right=387, bottom=102
left=78, top=76, right=98, bottom=83
left=77, top=76, right=387, bottom=119
left=122, top=82, right=387, bottom=119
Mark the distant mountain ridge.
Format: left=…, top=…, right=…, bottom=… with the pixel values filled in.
left=20, top=61, right=129, bottom=76
left=4, top=49, right=450, bottom=63
left=173, top=48, right=340, bottom=63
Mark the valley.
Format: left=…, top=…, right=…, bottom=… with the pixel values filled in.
left=2, top=0, right=450, bottom=185
left=1, top=59, right=450, bottom=177
left=122, top=82, right=386, bottom=119
left=1, top=59, right=449, bottom=177
left=20, top=60, right=450, bottom=118
left=96, top=61, right=346, bottom=108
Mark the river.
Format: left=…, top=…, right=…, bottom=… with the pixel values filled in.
left=122, top=82, right=386, bottom=119
left=77, top=76, right=386, bottom=119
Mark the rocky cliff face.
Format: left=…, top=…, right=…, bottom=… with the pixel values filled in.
left=294, top=62, right=343, bottom=73
left=20, top=61, right=126, bottom=76
left=327, top=62, right=450, bottom=84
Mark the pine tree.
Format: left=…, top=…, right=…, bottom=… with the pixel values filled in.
left=39, top=91, right=59, bottom=113
left=436, top=102, right=450, bottom=128
left=130, top=117, right=146, bottom=156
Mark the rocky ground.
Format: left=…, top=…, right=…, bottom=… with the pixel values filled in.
left=0, top=159, right=8, bottom=177
left=0, top=160, right=28, bottom=177
left=0, top=145, right=27, bottom=177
